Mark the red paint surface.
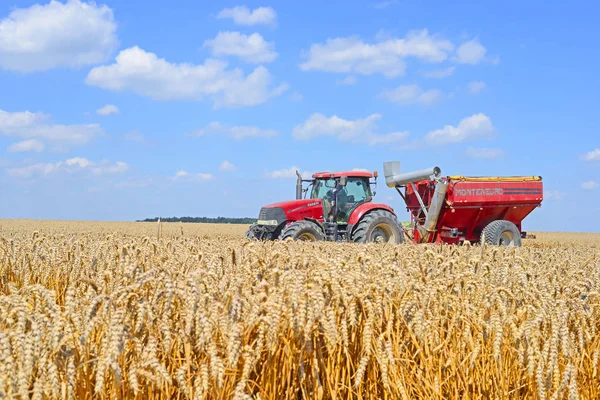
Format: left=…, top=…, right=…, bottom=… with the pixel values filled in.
left=312, top=171, right=373, bottom=179
left=404, top=178, right=543, bottom=243
left=347, top=203, right=396, bottom=225
left=263, top=199, right=324, bottom=221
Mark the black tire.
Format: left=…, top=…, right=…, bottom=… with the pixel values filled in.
left=279, top=221, right=324, bottom=241
left=245, top=225, right=259, bottom=240
left=480, top=220, right=522, bottom=247
left=351, top=210, right=404, bottom=244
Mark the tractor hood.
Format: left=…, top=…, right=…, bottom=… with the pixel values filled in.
left=260, top=199, right=324, bottom=223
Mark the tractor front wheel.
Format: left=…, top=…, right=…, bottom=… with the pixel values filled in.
left=280, top=221, right=324, bottom=241
left=480, top=220, right=522, bottom=247
left=352, top=210, right=404, bottom=244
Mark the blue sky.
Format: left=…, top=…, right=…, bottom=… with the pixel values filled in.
left=0, top=0, right=598, bottom=231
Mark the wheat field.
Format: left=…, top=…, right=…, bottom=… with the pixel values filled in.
left=0, top=219, right=599, bottom=399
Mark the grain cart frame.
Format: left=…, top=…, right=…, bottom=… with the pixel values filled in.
left=384, top=161, right=543, bottom=246
left=246, top=170, right=404, bottom=243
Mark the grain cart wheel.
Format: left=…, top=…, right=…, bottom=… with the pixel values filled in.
left=280, top=221, right=324, bottom=241
left=480, top=220, right=522, bottom=247
left=352, top=210, right=404, bottom=244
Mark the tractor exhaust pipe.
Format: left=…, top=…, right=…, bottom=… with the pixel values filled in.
left=383, top=161, right=441, bottom=187
left=295, top=170, right=302, bottom=200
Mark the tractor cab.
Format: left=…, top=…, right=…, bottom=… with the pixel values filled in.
left=302, top=172, right=375, bottom=223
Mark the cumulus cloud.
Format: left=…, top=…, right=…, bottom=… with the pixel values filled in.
left=85, top=46, right=288, bottom=108
left=582, top=181, right=598, bottom=190
left=292, top=113, right=408, bottom=146
left=7, top=138, right=44, bottom=153
left=266, top=167, right=312, bottom=179
left=216, top=6, right=276, bottom=26
left=454, top=38, right=487, bottom=64
left=289, top=92, right=303, bottom=101
left=467, top=81, right=486, bottom=94
left=96, top=104, right=119, bottom=116
left=300, top=30, right=455, bottom=78
left=544, top=190, right=566, bottom=201
left=0, top=0, right=117, bottom=72
left=380, top=84, right=443, bottom=105
left=189, top=121, right=278, bottom=140
left=204, top=31, right=277, bottom=63
left=582, top=149, right=600, bottom=161
left=0, top=109, right=103, bottom=150
left=124, top=131, right=144, bottom=142
left=422, top=66, right=455, bottom=78
left=219, top=160, right=237, bottom=172
left=374, top=0, right=400, bottom=9
left=424, top=113, right=495, bottom=145
left=464, top=147, right=503, bottom=159
left=7, top=157, right=128, bottom=179
left=173, top=170, right=213, bottom=181
left=336, top=76, right=358, bottom=86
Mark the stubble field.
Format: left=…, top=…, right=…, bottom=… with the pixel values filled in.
left=0, top=219, right=599, bottom=399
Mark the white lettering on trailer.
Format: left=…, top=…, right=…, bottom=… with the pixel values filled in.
left=455, top=188, right=503, bottom=196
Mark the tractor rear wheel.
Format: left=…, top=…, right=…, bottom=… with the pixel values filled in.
left=352, top=210, right=404, bottom=244
left=280, top=221, right=324, bottom=241
left=480, top=220, right=522, bottom=247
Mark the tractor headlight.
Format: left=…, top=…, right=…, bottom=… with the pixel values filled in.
left=257, top=219, right=279, bottom=226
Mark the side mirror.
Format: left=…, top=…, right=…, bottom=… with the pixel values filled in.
left=339, top=176, right=347, bottom=186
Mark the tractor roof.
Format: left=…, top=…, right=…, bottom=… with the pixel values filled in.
left=312, top=171, right=374, bottom=179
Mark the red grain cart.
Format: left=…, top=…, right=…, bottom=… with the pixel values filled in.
left=384, top=161, right=543, bottom=246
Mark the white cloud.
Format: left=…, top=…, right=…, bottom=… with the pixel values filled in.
left=190, top=121, right=278, bottom=140
left=0, top=0, right=117, bottom=72
left=374, top=0, right=399, bottom=9
left=92, top=160, right=128, bottom=175
left=66, top=157, right=93, bottom=168
left=204, top=31, right=277, bottom=63
left=0, top=109, right=103, bottom=150
left=336, top=76, right=358, bottom=86
left=7, top=157, right=127, bottom=179
left=544, top=190, right=566, bottom=201
left=96, top=104, right=119, bottom=116
left=380, top=84, right=443, bottom=105
left=582, top=149, right=600, bottom=161
left=464, top=147, right=503, bottom=159
left=7, top=139, right=44, bottom=153
left=300, top=29, right=455, bottom=78
left=467, top=81, right=486, bottom=94
left=293, top=113, right=408, bottom=146
left=424, top=113, right=495, bottom=145
left=124, top=131, right=144, bottom=142
left=216, top=6, right=276, bottom=26
left=196, top=173, right=213, bottom=181
left=266, top=167, right=312, bottom=179
left=219, top=160, right=237, bottom=172
left=85, top=46, right=287, bottom=108
left=173, top=170, right=213, bottom=181
left=422, top=66, right=455, bottom=78
left=289, top=92, right=303, bottom=101
left=175, top=170, right=189, bottom=178
left=582, top=181, right=598, bottom=190
left=454, top=38, right=487, bottom=65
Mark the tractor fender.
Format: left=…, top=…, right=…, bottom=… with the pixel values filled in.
left=303, top=218, right=325, bottom=233
left=348, top=203, right=396, bottom=226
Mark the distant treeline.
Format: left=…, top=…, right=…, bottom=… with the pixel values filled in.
left=137, top=216, right=256, bottom=224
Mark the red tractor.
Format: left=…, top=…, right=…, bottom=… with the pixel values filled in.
left=246, top=169, right=404, bottom=243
